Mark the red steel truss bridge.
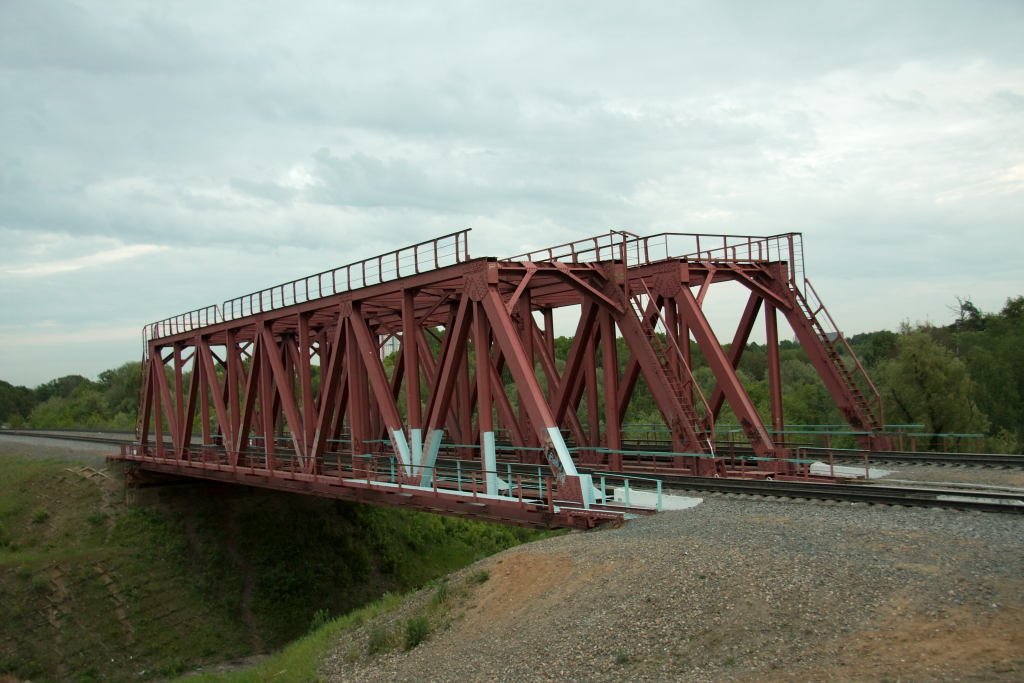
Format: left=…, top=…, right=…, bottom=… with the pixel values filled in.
left=115, top=229, right=891, bottom=528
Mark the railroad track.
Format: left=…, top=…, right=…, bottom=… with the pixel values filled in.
left=0, top=429, right=132, bottom=446
left=621, top=473, right=1024, bottom=515
left=620, top=440, right=1024, bottom=469
left=5, top=430, right=1021, bottom=514
left=811, top=450, right=1024, bottom=468
left=436, top=460, right=1024, bottom=515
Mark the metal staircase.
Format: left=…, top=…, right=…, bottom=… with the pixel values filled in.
left=625, top=281, right=713, bottom=453
left=788, top=278, right=884, bottom=434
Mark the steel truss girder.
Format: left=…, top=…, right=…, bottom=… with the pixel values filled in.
left=129, top=231, right=888, bottom=525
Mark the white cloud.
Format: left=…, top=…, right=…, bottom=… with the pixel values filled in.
left=0, top=0, right=1022, bottom=385
left=2, top=243, right=168, bottom=277
left=0, top=324, right=145, bottom=347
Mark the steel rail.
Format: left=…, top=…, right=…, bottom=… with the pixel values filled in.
left=583, top=471, right=1023, bottom=514
left=802, top=449, right=1024, bottom=468
left=0, top=429, right=131, bottom=446
left=619, top=439, right=1024, bottom=469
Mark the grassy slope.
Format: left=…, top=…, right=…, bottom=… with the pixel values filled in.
left=183, top=567, right=495, bottom=682
left=0, top=454, right=542, bottom=681
left=184, top=592, right=407, bottom=683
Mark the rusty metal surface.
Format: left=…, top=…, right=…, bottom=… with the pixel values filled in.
left=118, top=229, right=889, bottom=527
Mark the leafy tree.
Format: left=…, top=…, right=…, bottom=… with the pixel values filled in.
left=950, top=296, right=985, bottom=332
left=952, top=296, right=1024, bottom=447
left=875, top=328, right=988, bottom=450
left=0, top=380, right=35, bottom=426
left=22, top=364, right=141, bottom=430
left=848, top=329, right=899, bottom=367
left=33, top=374, right=93, bottom=403
left=98, top=362, right=143, bottom=421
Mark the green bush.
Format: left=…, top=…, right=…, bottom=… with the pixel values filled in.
left=404, top=616, right=430, bottom=650
left=366, top=625, right=395, bottom=656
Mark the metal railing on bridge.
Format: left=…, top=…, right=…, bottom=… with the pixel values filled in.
left=507, top=230, right=806, bottom=290
left=145, top=230, right=471, bottom=342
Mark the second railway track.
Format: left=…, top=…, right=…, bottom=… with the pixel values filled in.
left=617, top=472, right=1024, bottom=515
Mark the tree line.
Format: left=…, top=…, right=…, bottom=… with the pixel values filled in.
left=2, top=295, right=1020, bottom=453
left=0, top=362, right=141, bottom=431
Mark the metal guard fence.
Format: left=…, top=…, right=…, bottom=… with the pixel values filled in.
left=145, top=229, right=470, bottom=342
left=507, top=230, right=805, bottom=289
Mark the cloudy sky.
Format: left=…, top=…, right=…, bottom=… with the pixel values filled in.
left=1, top=0, right=1022, bottom=387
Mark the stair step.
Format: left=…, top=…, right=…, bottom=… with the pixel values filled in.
left=791, top=284, right=885, bottom=430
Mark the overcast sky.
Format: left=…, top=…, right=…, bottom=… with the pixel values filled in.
left=1, top=0, right=1022, bottom=387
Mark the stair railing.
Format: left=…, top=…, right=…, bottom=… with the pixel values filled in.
left=630, top=279, right=716, bottom=447
left=796, top=278, right=884, bottom=426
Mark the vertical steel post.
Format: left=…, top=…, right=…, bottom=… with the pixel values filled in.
left=153, top=356, right=164, bottom=459
left=258, top=324, right=276, bottom=468
left=173, top=344, right=184, bottom=456
left=346, top=318, right=368, bottom=461
left=226, top=330, right=240, bottom=452
left=198, top=343, right=210, bottom=447
left=600, top=312, right=622, bottom=470
left=518, top=288, right=535, bottom=446
left=474, top=302, right=498, bottom=495
left=298, top=313, right=315, bottom=453
left=402, top=289, right=423, bottom=466
left=585, top=333, right=600, bottom=454
left=765, top=302, right=785, bottom=439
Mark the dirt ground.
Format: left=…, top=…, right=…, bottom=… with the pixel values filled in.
left=322, top=497, right=1024, bottom=682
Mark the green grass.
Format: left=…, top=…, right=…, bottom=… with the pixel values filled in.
left=0, top=456, right=252, bottom=681
left=0, top=453, right=547, bottom=681
left=183, top=556, right=502, bottom=681
left=404, top=616, right=430, bottom=650
left=184, top=593, right=405, bottom=682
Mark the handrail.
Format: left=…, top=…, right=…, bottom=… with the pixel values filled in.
left=634, top=278, right=715, bottom=445
left=799, top=278, right=884, bottom=425
left=507, top=229, right=641, bottom=264
left=145, top=229, right=470, bottom=342
left=506, top=230, right=804, bottom=285
left=222, top=229, right=470, bottom=319
left=146, top=229, right=805, bottom=343
left=145, top=304, right=224, bottom=344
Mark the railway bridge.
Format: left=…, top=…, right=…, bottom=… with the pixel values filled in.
left=115, top=229, right=890, bottom=528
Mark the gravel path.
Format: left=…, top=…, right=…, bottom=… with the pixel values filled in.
left=0, top=434, right=113, bottom=464
left=321, top=498, right=1023, bottom=682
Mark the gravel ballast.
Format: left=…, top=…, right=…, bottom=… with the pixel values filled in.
left=321, top=498, right=1023, bottom=682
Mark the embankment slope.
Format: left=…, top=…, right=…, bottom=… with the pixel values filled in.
left=0, top=442, right=540, bottom=681
left=321, top=498, right=1024, bottom=682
